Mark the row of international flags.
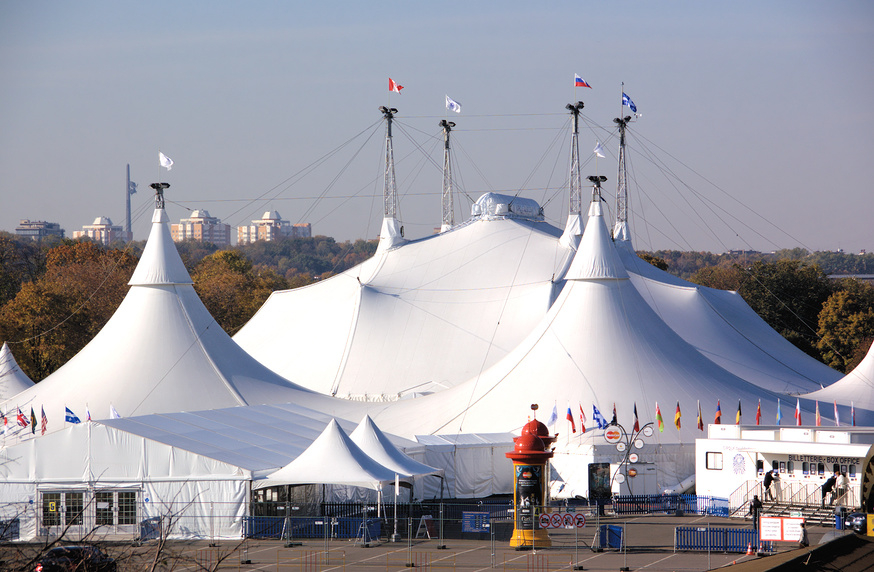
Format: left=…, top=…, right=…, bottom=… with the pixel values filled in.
left=545, top=398, right=857, bottom=434
left=1, top=404, right=122, bottom=437
left=386, top=75, right=638, bottom=116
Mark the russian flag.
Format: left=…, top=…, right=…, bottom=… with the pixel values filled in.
left=574, top=74, right=592, bottom=88
left=566, top=407, right=576, bottom=433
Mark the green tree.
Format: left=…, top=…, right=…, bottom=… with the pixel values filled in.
left=817, top=279, right=874, bottom=372
left=637, top=252, right=668, bottom=271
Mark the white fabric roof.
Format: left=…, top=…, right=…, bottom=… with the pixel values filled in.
left=804, top=340, right=874, bottom=415
left=349, top=415, right=442, bottom=478
left=265, top=419, right=398, bottom=490
left=2, top=206, right=361, bottom=437
left=235, top=208, right=572, bottom=398
left=0, top=342, right=33, bottom=400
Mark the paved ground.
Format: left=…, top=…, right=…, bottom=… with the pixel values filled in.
left=3, top=514, right=871, bottom=571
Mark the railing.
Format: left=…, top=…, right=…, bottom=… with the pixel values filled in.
left=675, top=526, right=772, bottom=553
left=728, top=480, right=761, bottom=517
left=613, top=494, right=728, bottom=517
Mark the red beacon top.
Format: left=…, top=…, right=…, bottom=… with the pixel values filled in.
left=506, top=417, right=556, bottom=463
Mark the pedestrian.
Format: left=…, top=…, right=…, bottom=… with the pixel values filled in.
left=748, top=495, right=763, bottom=530
left=798, top=522, right=809, bottom=548
left=763, top=470, right=774, bottom=501
left=773, top=470, right=782, bottom=502
left=837, top=472, right=849, bottom=505
left=821, top=472, right=837, bottom=506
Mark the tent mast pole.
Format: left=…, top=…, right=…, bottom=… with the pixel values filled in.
left=439, top=119, right=456, bottom=233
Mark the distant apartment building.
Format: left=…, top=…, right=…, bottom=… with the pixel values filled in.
left=72, top=217, right=129, bottom=245
left=15, top=220, right=65, bottom=241
left=236, top=211, right=312, bottom=245
left=171, top=210, right=231, bottom=247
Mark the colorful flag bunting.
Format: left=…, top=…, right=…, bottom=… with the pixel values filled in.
left=574, top=74, right=592, bottom=88
left=389, top=78, right=404, bottom=93
left=655, top=402, right=664, bottom=432
left=65, top=407, right=81, bottom=424
left=593, top=405, right=608, bottom=429
left=566, top=407, right=576, bottom=433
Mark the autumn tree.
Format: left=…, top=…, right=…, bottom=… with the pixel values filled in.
left=0, top=240, right=138, bottom=380
left=191, top=250, right=288, bottom=334
left=817, top=279, right=874, bottom=372
left=637, top=252, right=668, bottom=271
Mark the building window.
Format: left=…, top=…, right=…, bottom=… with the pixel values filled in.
left=787, top=461, right=794, bottom=473
left=42, top=493, right=61, bottom=527
left=65, top=492, right=84, bottom=525
left=850, top=465, right=856, bottom=478
left=118, top=491, right=137, bottom=525
left=706, top=452, right=723, bottom=470
left=802, top=462, right=808, bottom=475
left=95, top=491, right=113, bottom=526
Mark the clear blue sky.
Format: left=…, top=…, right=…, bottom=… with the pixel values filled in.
left=1, top=1, right=871, bottom=253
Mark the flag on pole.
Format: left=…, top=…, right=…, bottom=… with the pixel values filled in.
left=579, top=405, right=587, bottom=433
left=566, top=407, right=576, bottom=433
left=674, top=402, right=681, bottom=430
left=41, top=406, right=47, bottom=436
left=852, top=401, right=856, bottom=426
left=0, top=409, right=5, bottom=434
left=17, top=408, right=28, bottom=428
left=736, top=401, right=742, bottom=425
left=697, top=400, right=704, bottom=431
left=65, top=407, right=81, bottom=424
left=158, top=151, right=173, bottom=171
left=815, top=401, right=821, bottom=426
left=795, top=399, right=801, bottom=426
left=611, top=403, right=618, bottom=426
left=714, top=400, right=722, bottom=424
left=30, top=407, right=36, bottom=434
left=86, top=405, right=92, bottom=422
left=574, top=74, right=592, bottom=88
left=445, top=95, right=461, bottom=113
left=593, top=405, right=608, bottom=429
left=633, top=403, right=640, bottom=433
left=622, top=92, right=637, bottom=113
left=388, top=78, right=404, bottom=93
left=655, top=402, right=664, bottom=432
left=110, top=404, right=121, bottom=419
left=546, top=404, right=558, bottom=426
left=756, top=400, right=762, bottom=426
left=833, top=400, right=839, bottom=426
left=593, top=141, right=605, bottom=158
left=777, top=399, right=783, bottom=425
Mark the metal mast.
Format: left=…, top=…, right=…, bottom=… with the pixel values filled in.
left=377, top=106, right=405, bottom=250
left=126, top=164, right=137, bottom=240
left=613, top=114, right=633, bottom=242
left=439, top=119, right=456, bottom=233
left=150, top=182, right=169, bottom=210
left=566, top=102, right=585, bottom=216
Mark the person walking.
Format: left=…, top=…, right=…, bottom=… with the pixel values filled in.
left=821, top=472, right=837, bottom=506
left=837, top=471, right=850, bottom=505
left=748, top=495, right=763, bottom=530
left=798, top=522, right=809, bottom=548
left=763, top=470, right=774, bottom=501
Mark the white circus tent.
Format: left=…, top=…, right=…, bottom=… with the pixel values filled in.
left=803, top=340, right=874, bottom=412
left=0, top=342, right=33, bottom=400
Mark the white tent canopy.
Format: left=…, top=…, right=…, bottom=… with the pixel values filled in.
left=804, top=340, right=874, bottom=414
left=0, top=342, right=33, bottom=400
left=350, top=414, right=442, bottom=479
left=264, top=419, right=398, bottom=490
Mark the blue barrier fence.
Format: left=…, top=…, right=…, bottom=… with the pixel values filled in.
left=243, top=516, right=381, bottom=540
left=614, top=494, right=729, bottom=517
left=675, top=526, right=773, bottom=553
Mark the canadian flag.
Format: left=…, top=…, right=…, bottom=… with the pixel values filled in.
left=389, top=78, right=404, bottom=93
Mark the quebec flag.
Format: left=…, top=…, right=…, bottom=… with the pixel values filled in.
left=65, top=407, right=81, bottom=424
left=622, top=92, right=637, bottom=113
left=593, top=405, right=609, bottom=429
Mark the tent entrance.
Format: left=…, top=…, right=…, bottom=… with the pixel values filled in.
left=39, top=489, right=141, bottom=539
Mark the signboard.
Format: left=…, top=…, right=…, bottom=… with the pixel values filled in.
left=461, top=512, right=490, bottom=533
left=604, top=427, right=622, bottom=443
left=759, top=516, right=804, bottom=542
left=515, top=465, right=543, bottom=529
left=588, top=463, right=611, bottom=500
left=538, top=511, right=586, bottom=529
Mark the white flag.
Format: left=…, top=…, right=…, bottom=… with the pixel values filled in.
left=445, top=95, right=461, bottom=114
left=110, top=404, right=121, bottom=419
left=593, top=142, right=605, bottom=158
left=159, top=152, right=174, bottom=171
left=546, top=404, right=558, bottom=426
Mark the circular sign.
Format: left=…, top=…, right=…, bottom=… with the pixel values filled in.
left=628, top=468, right=638, bottom=478
left=629, top=453, right=639, bottom=463
left=539, top=513, right=550, bottom=529
left=634, top=438, right=645, bottom=450
left=642, top=426, right=654, bottom=437
left=563, top=513, right=575, bottom=528
left=574, top=513, right=586, bottom=528
left=604, top=427, right=622, bottom=443
left=616, top=442, right=627, bottom=452
left=615, top=473, right=626, bottom=484
left=550, top=513, right=563, bottom=529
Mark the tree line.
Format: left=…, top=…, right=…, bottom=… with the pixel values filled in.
left=0, top=232, right=871, bottom=382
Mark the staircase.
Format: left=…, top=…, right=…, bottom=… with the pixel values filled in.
left=761, top=500, right=841, bottom=527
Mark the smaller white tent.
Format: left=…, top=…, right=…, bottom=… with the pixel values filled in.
left=263, top=419, right=398, bottom=490
left=349, top=415, right=442, bottom=480
left=0, top=342, right=33, bottom=400
left=804, top=340, right=874, bottom=422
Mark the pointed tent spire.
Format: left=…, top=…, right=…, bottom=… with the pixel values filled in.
left=613, top=115, right=633, bottom=248
left=565, top=176, right=629, bottom=281
left=560, top=101, right=586, bottom=250
left=0, top=342, right=34, bottom=399
left=129, top=183, right=191, bottom=286
left=350, top=415, right=442, bottom=477
left=378, top=106, right=406, bottom=252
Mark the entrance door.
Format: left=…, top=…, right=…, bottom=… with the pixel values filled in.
left=94, top=490, right=139, bottom=534
left=40, top=491, right=86, bottom=538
